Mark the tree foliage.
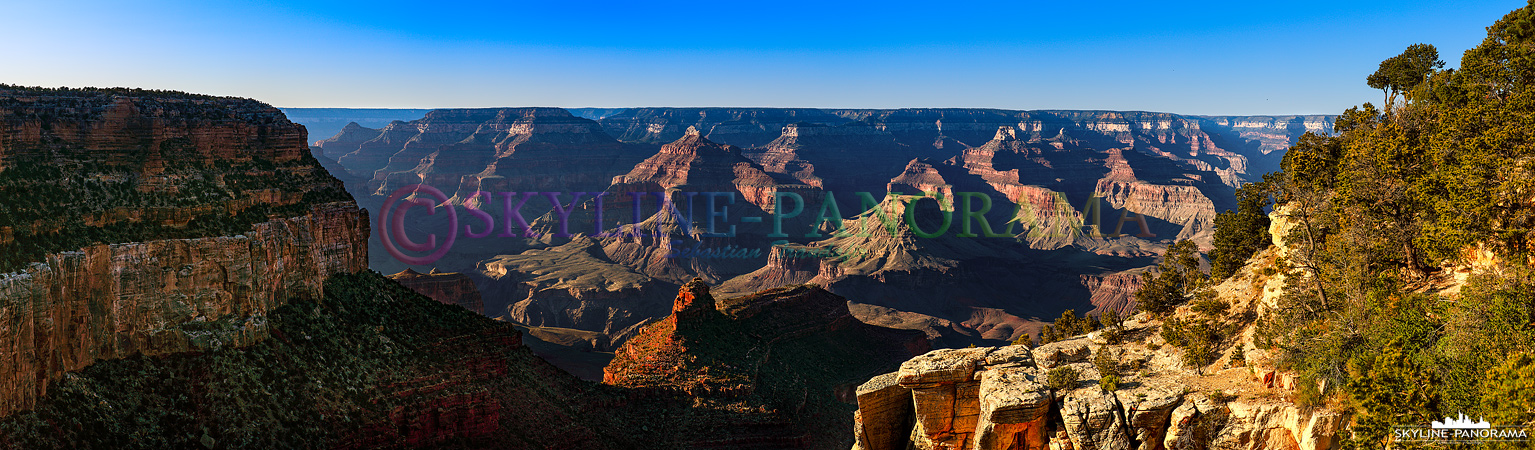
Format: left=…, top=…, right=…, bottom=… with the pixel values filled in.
left=1135, top=239, right=1206, bottom=316
left=1255, top=1, right=1535, bottom=428
left=1210, top=181, right=1273, bottom=279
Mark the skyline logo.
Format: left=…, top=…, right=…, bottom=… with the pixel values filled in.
left=1395, top=412, right=1527, bottom=443
left=1432, top=413, right=1491, bottom=430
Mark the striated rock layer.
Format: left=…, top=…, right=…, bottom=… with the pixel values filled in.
left=0, top=202, right=368, bottom=416
left=0, top=86, right=369, bottom=418
left=853, top=341, right=1345, bottom=450
left=387, top=268, right=486, bottom=314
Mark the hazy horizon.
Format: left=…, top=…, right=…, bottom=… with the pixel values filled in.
left=3, top=0, right=1522, bottom=116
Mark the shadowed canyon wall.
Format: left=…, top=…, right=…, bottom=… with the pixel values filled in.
left=0, top=86, right=369, bottom=417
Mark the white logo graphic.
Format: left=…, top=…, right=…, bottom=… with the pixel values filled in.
left=1432, top=413, right=1491, bottom=430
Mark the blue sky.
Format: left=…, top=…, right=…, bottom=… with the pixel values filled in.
left=0, top=0, right=1521, bottom=114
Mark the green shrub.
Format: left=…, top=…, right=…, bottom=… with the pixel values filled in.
left=1093, top=347, right=1119, bottom=377
left=1046, top=366, right=1080, bottom=391
left=1099, top=375, right=1120, bottom=392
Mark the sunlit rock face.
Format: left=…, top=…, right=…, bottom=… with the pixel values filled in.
left=0, top=86, right=369, bottom=417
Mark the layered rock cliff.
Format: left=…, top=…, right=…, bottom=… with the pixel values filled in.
left=305, top=106, right=1330, bottom=352
left=0, top=86, right=369, bottom=418
left=849, top=209, right=1350, bottom=450
left=852, top=306, right=1346, bottom=450
left=326, top=107, right=641, bottom=202
left=387, top=268, right=486, bottom=314
left=603, top=279, right=929, bottom=448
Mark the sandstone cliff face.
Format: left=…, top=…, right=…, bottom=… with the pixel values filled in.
left=387, top=268, right=486, bottom=315
left=0, top=86, right=369, bottom=418
left=0, top=202, right=368, bottom=417
left=853, top=338, right=1345, bottom=450
left=851, top=209, right=1350, bottom=450
left=0, top=87, right=355, bottom=272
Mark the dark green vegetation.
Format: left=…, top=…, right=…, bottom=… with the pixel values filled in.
left=1205, top=2, right=1535, bottom=447
left=1045, top=366, right=1080, bottom=391
left=1038, top=308, right=1103, bottom=344
left=0, top=271, right=647, bottom=449
left=1134, top=239, right=1207, bottom=316
left=1209, top=182, right=1273, bottom=280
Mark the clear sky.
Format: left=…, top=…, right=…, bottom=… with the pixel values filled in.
left=0, top=0, right=1522, bottom=115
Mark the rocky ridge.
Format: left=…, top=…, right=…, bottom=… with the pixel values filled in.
left=387, top=268, right=486, bottom=314
left=849, top=211, right=1350, bottom=450
left=603, top=278, right=929, bottom=448
left=0, top=86, right=370, bottom=417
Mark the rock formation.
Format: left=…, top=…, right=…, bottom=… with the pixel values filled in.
left=603, top=279, right=929, bottom=447
left=304, top=106, right=1330, bottom=351
left=0, top=86, right=369, bottom=417
left=387, top=268, right=486, bottom=314
left=326, top=108, right=640, bottom=200
left=313, top=121, right=384, bottom=159
left=850, top=209, right=1352, bottom=450
left=473, top=237, right=676, bottom=346
left=853, top=336, right=1345, bottom=450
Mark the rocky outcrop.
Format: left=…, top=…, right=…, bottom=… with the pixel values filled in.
left=313, top=121, right=383, bottom=159
left=472, top=237, right=675, bottom=344
left=0, top=202, right=368, bottom=416
left=387, top=268, right=485, bottom=314
left=600, top=279, right=927, bottom=448
left=0, top=86, right=369, bottom=418
left=603, top=279, right=925, bottom=388
left=852, top=210, right=1351, bottom=450
left=853, top=340, right=1346, bottom=450
left=850, top=346, right=1051, bottom=450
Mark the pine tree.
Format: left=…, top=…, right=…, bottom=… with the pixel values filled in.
left=1209, top=181, right=1273, bottom=280
left=1135, top=240, right=1206, bottom=315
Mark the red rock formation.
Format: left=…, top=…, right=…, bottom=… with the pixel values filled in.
left=0, top=86, right=368, bottom=417
left=388, top=268, right=486, bottom=314
left=1081, top=271, right=1146, bottom=316
left=669, top=277, right=718, bottom=322
left=0, top=202, right=368, bottom=416
left=603, top=280, right=927, bottom=392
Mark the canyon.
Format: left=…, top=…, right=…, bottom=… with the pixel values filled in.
left=848, top=217, right=1349, bottom=450
left=0, top=89, right=1349, bottom=449
left=294, top=107, right=1331, bottom=352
